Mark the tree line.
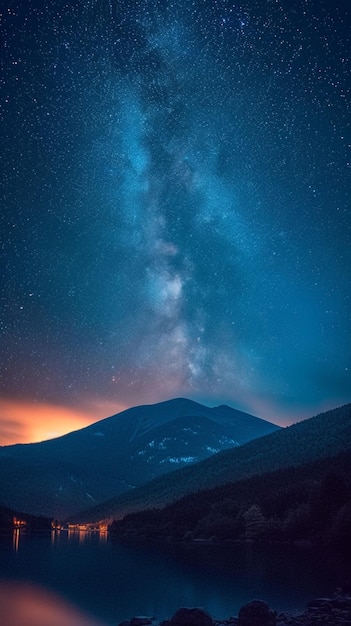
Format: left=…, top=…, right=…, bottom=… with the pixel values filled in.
left=109, top=450, right=351, bottom=549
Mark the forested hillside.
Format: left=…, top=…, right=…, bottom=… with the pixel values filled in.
left=109, top=450, right=351, bottom=548
left=76, top=403, right=351, bottom=522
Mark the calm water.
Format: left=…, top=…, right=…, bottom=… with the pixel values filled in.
left=0, top=530, right=347, bottom=625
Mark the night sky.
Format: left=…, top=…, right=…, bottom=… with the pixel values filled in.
left=1, top=0, right=350, bottom=444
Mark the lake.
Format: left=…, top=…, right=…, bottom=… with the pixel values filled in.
left=0, top=530, right=347, bottom=625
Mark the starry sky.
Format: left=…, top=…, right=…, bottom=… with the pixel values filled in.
left=1, top=0, right=350, bottom=444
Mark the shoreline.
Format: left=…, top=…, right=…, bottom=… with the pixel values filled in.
left=119, top=592, right=351, bottom=626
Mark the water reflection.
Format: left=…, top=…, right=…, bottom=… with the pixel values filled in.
left=0, top=581, right=106, bottom=626
left=11, top=527, right=108, bottom=552
left=66, top=528, right=108, bottom=546
left=12, top=528, right=20, bottom=552
left=51, top=529, right=59, bottom=545
left=1, top=532, right=347, bottom=625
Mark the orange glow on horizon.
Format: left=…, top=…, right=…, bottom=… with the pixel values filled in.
left=0, top=398, right=126, bottom=446
left=0, top=393, right=334, bottom=446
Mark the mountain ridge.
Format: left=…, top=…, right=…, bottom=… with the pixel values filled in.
left=0, top=397, right=280, bottom=518
left=73, top=402, right=351, bottom=524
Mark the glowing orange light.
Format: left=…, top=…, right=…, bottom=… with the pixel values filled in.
left=13, top=517, right=27, bottom=528
left=0, top=398, right=126, bottom=445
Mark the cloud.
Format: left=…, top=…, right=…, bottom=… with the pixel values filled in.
left=0, top=417, right=28, bottom=447
left=0, top=399, right=125, bottom=445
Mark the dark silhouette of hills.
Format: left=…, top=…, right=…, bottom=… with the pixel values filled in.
left=0, top=398, right=278, bottom=518
left=0, top=504, right=51, bottom=531
left=74, top=403, right=351, bottom=523
left=109, top=449, right=351, bottom=548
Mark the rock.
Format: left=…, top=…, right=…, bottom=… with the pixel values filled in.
left=238, top=600, right=276, bottom=626
left=121, top=594, right=351, bottom=626
left=118, top=617, right=154, bottom=626
left=170, top=607, right=213, bottom=626
left=275, top=593, right=351, bottom=625
left=308, top=598, right=333, bottom=611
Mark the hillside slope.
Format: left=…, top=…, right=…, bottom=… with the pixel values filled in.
left=75, top=403, right=351, bottom=523
left=110, top=449, right=351, bottom=546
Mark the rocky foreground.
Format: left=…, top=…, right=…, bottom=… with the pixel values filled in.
left=119, top=592, right=351, bottom=626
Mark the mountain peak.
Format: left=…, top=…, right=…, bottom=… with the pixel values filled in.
left=0, top=397, right=280, bottom=518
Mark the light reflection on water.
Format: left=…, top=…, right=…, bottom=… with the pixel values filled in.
left=0, top=531, right=348, bottom=626
left=0, top=580, right=106, bottom=626
left=12, top=528, right=20, bottom=552
left=9, top=527, right=108, bottom=551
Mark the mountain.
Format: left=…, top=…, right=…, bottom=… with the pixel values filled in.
left=75, top=402, right=351, bottom=523
left=0, top=398, right=279, bottom=518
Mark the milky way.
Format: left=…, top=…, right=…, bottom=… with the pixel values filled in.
left=1, top=0, right=350, bottom=440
